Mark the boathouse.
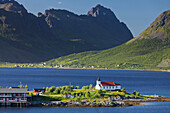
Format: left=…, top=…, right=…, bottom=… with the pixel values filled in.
left=95, top=77, right=121, bottom=90
left=0, top=88, right=27, bottom=102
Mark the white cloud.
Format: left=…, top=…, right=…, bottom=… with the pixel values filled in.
left=58, top=2, right=62, bottom=5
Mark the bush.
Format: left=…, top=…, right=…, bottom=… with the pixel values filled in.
left=49, top=86, right=56, bottom=92
left=121, top=88, right=126, bottom=93
left=89, top=84, right=93, bottom=90
left=75, top=86, right=79, bottom=89
left=18, top=85, right=24, bottom=88
left=53, top=88, right=60, bottom=94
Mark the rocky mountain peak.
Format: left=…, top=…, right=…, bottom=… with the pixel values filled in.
left=87, top=4, right=116, bottom=18
left=150, top=10, right=170, bottom=29
left=0, top=0, right=27, bottom=13
left=131, top=10, right=170, bottom=42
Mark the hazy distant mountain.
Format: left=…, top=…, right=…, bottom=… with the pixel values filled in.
left=0, top=0, right=133, bottom=63
left=48, top=10, right=170, bottom=70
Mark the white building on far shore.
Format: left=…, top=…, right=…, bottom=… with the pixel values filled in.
left=95, top=77, right=121, bottom=91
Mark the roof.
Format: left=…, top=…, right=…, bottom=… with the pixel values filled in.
left=101, top=82, right=121, bottom=86
left=115, top=83, right=121, bottom=85
left=33, top=89, right=45, bottom=90
left=9, top=87, right=20, bottom=89
left=0, top=88, right=27, bottom=93
left=101, top=82, right=115, bottom=86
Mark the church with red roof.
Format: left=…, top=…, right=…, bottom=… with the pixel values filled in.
left=95, top=77, right=121, bottom=90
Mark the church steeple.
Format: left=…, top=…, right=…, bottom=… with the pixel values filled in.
left=97, top=76, right=101, bottom=81
left=96, top=76, right=101, bottom=85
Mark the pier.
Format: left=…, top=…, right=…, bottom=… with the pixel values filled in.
left=0, top=102, right=29, bottom=107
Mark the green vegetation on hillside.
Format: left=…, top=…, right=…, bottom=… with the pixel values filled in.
left=0, top=39, right=169, bottom=70
left=44, top=39, right=169, bottom=70
left=42, top=10, right=170, bottom=71
left=0, top=10, right=169, bottom=71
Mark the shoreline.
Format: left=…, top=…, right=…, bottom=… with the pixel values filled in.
left=0, top=66, right=169, bottom=72
left=29, top=97, right=170, bottom=107
left=1, top=97, right=170, bottom=108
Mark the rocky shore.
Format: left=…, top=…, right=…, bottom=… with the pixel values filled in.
left=30, top=97, right=170, bottom=107
left=39, top=101, right=136, bottom=107
left=123, top=97, right=170, bottom=103
left=31, top=100, right=137, bottom=107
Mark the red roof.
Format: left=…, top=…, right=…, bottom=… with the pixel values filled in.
left=101, top=82, right=115, bottom=86
left=101, top=82, right=121, bottom=86
left=115, top=83, right=121, bottom=85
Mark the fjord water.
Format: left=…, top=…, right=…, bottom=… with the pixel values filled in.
left=1, top=102, right=170, bottom=113
left=0, top=68, right=170, bottom=113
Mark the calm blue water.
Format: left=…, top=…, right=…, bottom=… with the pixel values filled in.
left=0, top=102, right=170, bottom=113
left=0, top=68, right=170, bottom=113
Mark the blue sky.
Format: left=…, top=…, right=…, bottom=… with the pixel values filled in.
left=16, top=0, right=170, bottom=36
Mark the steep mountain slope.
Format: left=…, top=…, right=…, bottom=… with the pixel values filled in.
left=0, top=0, right=133, bottom=63
left=42, top=4, right=133, bottom=50
left=131, top=10, right=170, bottom=41
left=47, top=10, right=170, bottom=70
left=0, top=0, right=27, bottom=13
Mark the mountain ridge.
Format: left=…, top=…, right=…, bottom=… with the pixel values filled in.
left=131, top=10, right=170, bottom=42
left=0, top=1, right=133, bottom=63
left=0, top=0, right=27, bottom=13
left=44, top=10, right=170, bottom=70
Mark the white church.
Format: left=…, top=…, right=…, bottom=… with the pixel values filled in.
left=95, top=77, right=121, bottom=90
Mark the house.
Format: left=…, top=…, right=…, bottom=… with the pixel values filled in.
left=33, top=89, right=45, bottom=93
left=0, top=88, right=27, bottom=102
left=63, top=94, right=74, bottom=98
left=95, top=77, right=121, bottom=90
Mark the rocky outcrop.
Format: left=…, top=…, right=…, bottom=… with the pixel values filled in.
left=40, top=101, right=129, bottom=107
left=0, top=0, right=27, bottom=13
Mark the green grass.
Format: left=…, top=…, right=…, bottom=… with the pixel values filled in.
left=28, top=88, right=152, bottom=102
left=0, top=11, right=169, bottom=71
left=0, top=38, right=169, bottom=71
left=43, top=10, right=170, bottom=71
left=44, top=38, right=170, bottom=70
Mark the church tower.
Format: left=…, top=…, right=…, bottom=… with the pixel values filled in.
left=96, top=76, right=101, bottom=85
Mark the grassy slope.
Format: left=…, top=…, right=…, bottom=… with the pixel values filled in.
left=46, top=10, right=170, bottom=70
left=0, top=10, right=169, bottom=70
left=46, top=38, right=170, bottom=70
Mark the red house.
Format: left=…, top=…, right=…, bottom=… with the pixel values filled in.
left=0, top=88, right=27, bottom=102
left=33, top=89, right=45, bottom=93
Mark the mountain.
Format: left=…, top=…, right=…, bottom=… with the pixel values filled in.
left=131, top=10, right=170, bottom=42
left=0, top=0, right=27, bottom=13
left=46, top=10, right=170, bottom=70
left=41, top=4, right=133, bottom=50
left=0, top=0, right=133, bottom=63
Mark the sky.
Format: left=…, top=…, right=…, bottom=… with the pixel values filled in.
left=15, top=0, right=170, bottom=37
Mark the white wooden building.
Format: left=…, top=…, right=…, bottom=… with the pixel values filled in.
left=95, top=77, right=121, bottom=90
